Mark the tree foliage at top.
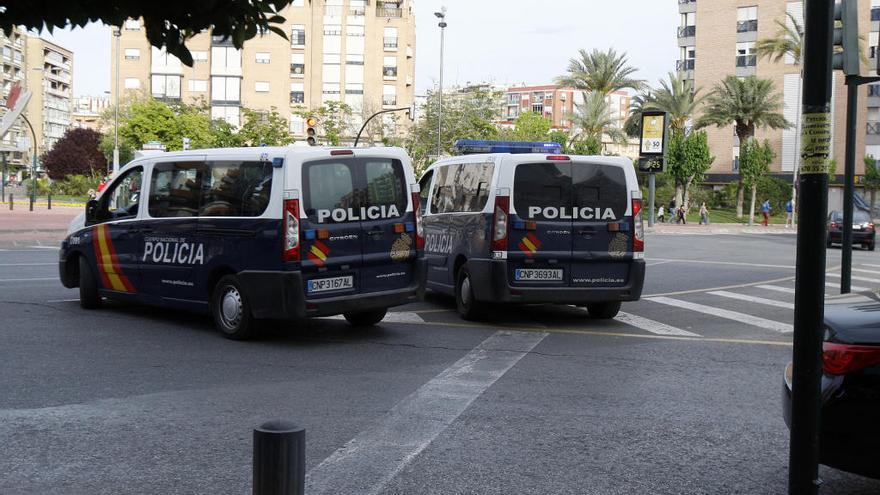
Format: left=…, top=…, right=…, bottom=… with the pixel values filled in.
left=644, top=73, right=704, bottom=133
left=238, top=107, right=293, bottom=147
left=569, top=91, right=628, bottom=149
left=504, top=111, right=552, bottom=142
left=665, top=130, right=714, bottom=206
left=739, top=137, right=776, bottom=223
left=293, top=101, right=353, bottom=146
left=1, top=0, right=292, bottom=65
left=42, top=128, right=107, bottom=180
left=696, top=76, right=790, bottom=141
left=555, top=48, right=645, bottom=95
left=756, top=12, right=803, bottom=64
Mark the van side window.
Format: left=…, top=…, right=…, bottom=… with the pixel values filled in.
left=100, top=167, right=143, bottom=221
left=200, top=161, right=274, bottom=217
left=513, top=163, right=571, bottom=219
left=148, top=162, right=203, bottom=218
left=418, top=170, right=433, bottom=213
left=365, top=160, right=406, bottom=219
left=430, top=163, right=494, bottom=214
left=304, top=162, right=356, bottom=220
left=572, top=164, right=627, bottom=219
left=430, top=165, right=456, bottom=214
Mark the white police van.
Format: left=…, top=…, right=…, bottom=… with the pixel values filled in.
left=59, top=146, right=425, bottom=339
left=417, top=140, right=644, bottom=320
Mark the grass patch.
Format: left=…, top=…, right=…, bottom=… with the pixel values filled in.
left=656, top=207, right=788, bottom=225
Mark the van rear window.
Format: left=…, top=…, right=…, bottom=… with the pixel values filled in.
left=513, top=162, right=628, bottom=221
left=302, top=158, right=408, bottom=223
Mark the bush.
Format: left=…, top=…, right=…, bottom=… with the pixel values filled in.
left=50, top=174, right=102, bottom=197
left=20, top=178, right=51, bottom=195
left=756, top=176, right=792, bottom=214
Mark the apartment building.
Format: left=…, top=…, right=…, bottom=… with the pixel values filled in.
left=25, top=36, right=73, bottom=161
left=111, top=0, right=416, bottom=143
left=677, top=0, right=873, bottom=184
left=0, top=27, right=28, bottom=170
left=72, top=95, right=111, bottom=132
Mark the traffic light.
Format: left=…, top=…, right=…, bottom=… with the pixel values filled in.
left=833, top=0, right=860, bottom=76
left=306, top=116, right=318, bottom=146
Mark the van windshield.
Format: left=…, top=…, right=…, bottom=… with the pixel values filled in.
left=513, top=161, right=628, bottom=221
left=302, top=158, right=408, bottom=224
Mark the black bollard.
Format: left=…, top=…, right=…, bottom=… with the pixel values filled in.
left=253, top=420, right=305, bottom=495
left=47, top=193, right=51, bottom=210
left=9, top=193, right=12, bottom=210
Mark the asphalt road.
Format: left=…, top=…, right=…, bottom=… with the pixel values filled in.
left=1, top=233, right=880, bottom=494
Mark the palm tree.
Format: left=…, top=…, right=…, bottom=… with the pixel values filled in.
left=696, top=76, right=791, bottom=218
left=624, top=91, right=653, bottom=138
left=756, top=12, right=803, bottom=64
left=644, top=72, right=704, bottom=133
left=555, top=48, right=646, bottom=95
left=570, top=91, right=629, bottom=151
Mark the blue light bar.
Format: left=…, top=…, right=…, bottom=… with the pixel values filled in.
left=454, top=140, right=562, bottom=155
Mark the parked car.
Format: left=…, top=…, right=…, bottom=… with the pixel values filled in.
left=827, top=210, right=875, bottom=250
left=782, top=301, right=880, bottom=479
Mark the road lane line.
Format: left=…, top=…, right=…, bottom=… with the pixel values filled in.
left=756, top=285, right=796, bottom=294
left=647, top=258, right=795, bottom=269
left=614, top=311, right=700, bottom=337
left=0, top=277, right=56, bottom=282
left=305, top=330, right=548, bottom=495
left=46, top=298, right=80, bottom=303
left=860, top=264, right=880, bottom=268
left=324, top=311, right=425, bottom=324
left=645, top=296, right=793, bottom=333
left=827, top=272, right=880, bottom=284
left=26, top=246, right=59, bottom=250
left=646, top=260, right=674, bottom=267
left=709, top=290, right=794, bottom=310
left=852, top=268, right=880, bottom=275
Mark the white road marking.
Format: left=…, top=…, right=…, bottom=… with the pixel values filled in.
left=305, top=330, right=547, bottom=495
left=0, top=277, right=56, bottom=282
left=0, top=262, right=55, bottom=266
left=645, top=296, right=793, bottom=333
left=825, top=281, right=871, bottom=292
left=860, top=264, right=880, bottom=268
left=709, top=290, right=794, bottom=310
left=646, top=260, right=674, bottom=267
left=827, top=272, right=880, bottom=284
left=26, top=246, right=59, bottom=250
left=614, top=311, right=700, bottom=337
left=647, top=258, right=795, bottom=269
left=46, top=298, right=80, bottom=303
left=852, top=268, right=880, bottom=275
left=324, top=311, right=425, bottom=324
left=755, top=285, right=796, bottom=294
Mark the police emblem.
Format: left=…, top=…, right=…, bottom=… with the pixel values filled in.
left=608, top=233, right=629, bottom=258
left=391, top=233, right=412, bottom=261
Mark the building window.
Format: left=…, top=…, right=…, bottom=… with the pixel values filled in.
left=871, top=32, right=880, bottom=59
left=736, top=42, right=757, bottom=67
left=323, top=24, right=342, bottom=36
left=737, top=7, right=758, bottom=33
left=255, top=81, right=270, bottom=92
left=152, top=75, right=181, bottom=99
left=384, top=27, right=398, bottom=50
left=188, top=79, right=208, bottom=92
left=290, top=116, right=304, bottom=134
left=290, top=82, right=305, bottom=104
left=255, top=52, right=271, bottom=64
left=191, top=51, right=208, bottom=63
left=290, top=53, right=305, bottom=77
left=507, top=93, right=519, bottom=105
left=383, top=85, right=396, bottom=106
left=346, top=54, right=364, bottom=66
left=211, top=46, right=241, bottom=71
left=678, top=12, right=696, bottom=38
left=531, top=103, right=543, bottom=114
left=124, top=78, right=140, bottom=89
left=124, top=19, right=141, bottom=30
left=349, top=0, right=366, bottom=16
left=383, top=56, right=397, bottom=79
left=211, top=106, right=240, bottom=127
left=124, top=48, right=140, bottom=60
left=151, top=47, right=182, bottom=71
left=211, top=76, right=241, bottom=103
left=291, top=25, right=306, bottom=47
left=345, top=83, right=363, bottom=95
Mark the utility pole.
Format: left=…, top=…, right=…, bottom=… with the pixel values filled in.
left=789, top=0, right=834, bottom=493
left=434, top=8, right=447, bottom=158
left=113, top=26, right=121, bottom=173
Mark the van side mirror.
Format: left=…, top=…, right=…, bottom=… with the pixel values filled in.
left=85, top=199, right=99, bottom=224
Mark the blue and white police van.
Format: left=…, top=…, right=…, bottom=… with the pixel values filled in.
left=417, top=140, right=645, bottom=320
left=58, top=146, right=425, bottom=339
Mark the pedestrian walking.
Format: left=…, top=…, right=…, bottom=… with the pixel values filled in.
left=677, top=203, right=687, bottom=224
left=785, top=199, right=793, bottom=228
left=699, top=202, right=709, bottom=225
left=761, top=200, right=772, bottom=226
left=657, top=205, right=665, bottom=223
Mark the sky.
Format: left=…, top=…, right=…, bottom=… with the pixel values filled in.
left=36, top=0, right=679, bottom=98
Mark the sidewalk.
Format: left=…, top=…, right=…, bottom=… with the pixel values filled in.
left=0, top=205, right=81, bottom=247
left=647, top=222, right=797, bottom=236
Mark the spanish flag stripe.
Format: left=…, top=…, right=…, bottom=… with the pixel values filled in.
left=521, top=237, right=537, bottom=253
left=307, top=251, right=325, bottom=267
left=517, top=241, right=533, bottom=257
left=314, top=240, right=329, bottom=255
left=92, top=227, right=113, bottom=289
left=310, top=245, right=328, bottom=261
left=95, top=225, right=136, bottom=293
left=526, top=232, right=542, bottom=249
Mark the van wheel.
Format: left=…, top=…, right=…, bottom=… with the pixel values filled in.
left=826, top=239, right=833, bottom=248
left=212, top=275, right=257, bottom=340
left=78, top=256, right=102, bottom=309
left=456, top=266, right=484, bottom=320
left=343, top=309, right=387, bottom=327
left=870, top=242, right=876, bottom=252
left=586, top=301, right=621, bottom=319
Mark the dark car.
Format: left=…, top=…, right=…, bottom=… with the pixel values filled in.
left=827, top=210, right=875, bottom=250
left=783, top=301, right=880, bottom=479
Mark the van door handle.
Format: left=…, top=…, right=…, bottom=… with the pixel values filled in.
left=366, top=228, right=384, bottom=237
left=577, top=229, right=595, bottom=235
left=130, top=227, right=153, bottom=234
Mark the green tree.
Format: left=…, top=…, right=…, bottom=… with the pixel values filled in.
left=506, top=111, right=552, bottom=141
left=696, top=76, right=791, bottom=218
left=548, top=130, right=572, bottom=152
left=740, top=138, right=775, bottom=225
left=644, top=72, right=704, bottom=133
left=555, top=48, right=645, bottom=95
left=294, top=101, right=353, bottom=146
left=42, top=128, right=107, bottom=180
left=666, top=130, right=715, bottom=207
left=756, top=12, right=803, bottom=64
left=865, top=155, right=880, bottom=213
left=3, top=1, right=291, bottom=66
left=238, top=107, right=293, bottom=146
left=624, top=91, right=652, bottom=139
left=570, top=91, right=628, bottom=152
left=404, top=87, right=501, bottom=173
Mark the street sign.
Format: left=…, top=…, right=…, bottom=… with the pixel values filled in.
left=0, top=82, right=32, bottom=138
left=637, top=157, right=665, bottom=173
left=639, top=111, right=668, bottom=157
left=142, top=141, right=166, bottom=151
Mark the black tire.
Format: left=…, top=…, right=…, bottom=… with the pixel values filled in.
left=870, top=242, right=876, bottom=252
left=826, top=239, right=833, bottom=248
left=586, top=301, right=622, bottom=319
left=211, top=275, right=257, bottom=340
left=78, top=256, right=102, bottom=309
left=343, top=308, right=387, bottom=326
left=455, top=265, right=484, bottom=320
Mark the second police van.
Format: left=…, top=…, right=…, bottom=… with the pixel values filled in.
left=417, top=140, right=645, bottom=320
left=58, top=146, right=425, bottom=339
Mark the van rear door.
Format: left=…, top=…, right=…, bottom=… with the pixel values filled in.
left=569, top=160, right=630, bottom=287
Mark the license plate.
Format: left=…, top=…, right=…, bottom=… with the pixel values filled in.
left=307, top=275, right=354, bottom=293
left=854, top=225, right=863, bottom=230
left=515, top=268, right=563, bottom=281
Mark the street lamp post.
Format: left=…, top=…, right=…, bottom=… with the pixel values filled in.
left=434, top=8, right=447, bottom=158
left=20, top=114, right=37, bottom=212
left=113, top=26, right=121, bottom=173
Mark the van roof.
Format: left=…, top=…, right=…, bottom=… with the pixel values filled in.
left=425, top=153, right=633, bottom=170
left=120, top=146, right=410, bottom=169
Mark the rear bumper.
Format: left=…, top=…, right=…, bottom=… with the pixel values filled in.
left=237, top=258, right=426, bottom=319
left=828, top=230, right=875, bottom=244
left=466, top=258, right=645, bottom=304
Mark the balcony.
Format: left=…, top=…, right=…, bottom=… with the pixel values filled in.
left=735, top=55, right=757, bottom=67
left=736, top=20, right=758, bottom=33
left=868, top=121, right=880, bottom=135
left=868, top=84, right=880, bottom=97
left=377, top=7, right=403, bottom=17
left=872, top=7, right=880, bottom=21
left=383, top=37, right=398, bottom=50
left=678, top=0, right=696, bottom=13
left=349, top=7, right=365, bottom=15
left=383, top=66, right=397, bottom=79
left=676, top=59, right=695, bottom=71
left=290, top=63, right=305, bottom=76
left=382, top=96, right=397, bottom=106
left=290, top=91, right=305, bottom=104
left=678, top=25, right=696, bottom=38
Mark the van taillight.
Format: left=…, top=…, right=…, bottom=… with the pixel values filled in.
left=823, top=342, right=880, bottom=375
left=283, top=199, right=301, bottom=262
left=411, top=191, right=424, bottom=250
left=492, top=196, right=509, bottom=251
left=632, top=198, right=644, bottom=253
